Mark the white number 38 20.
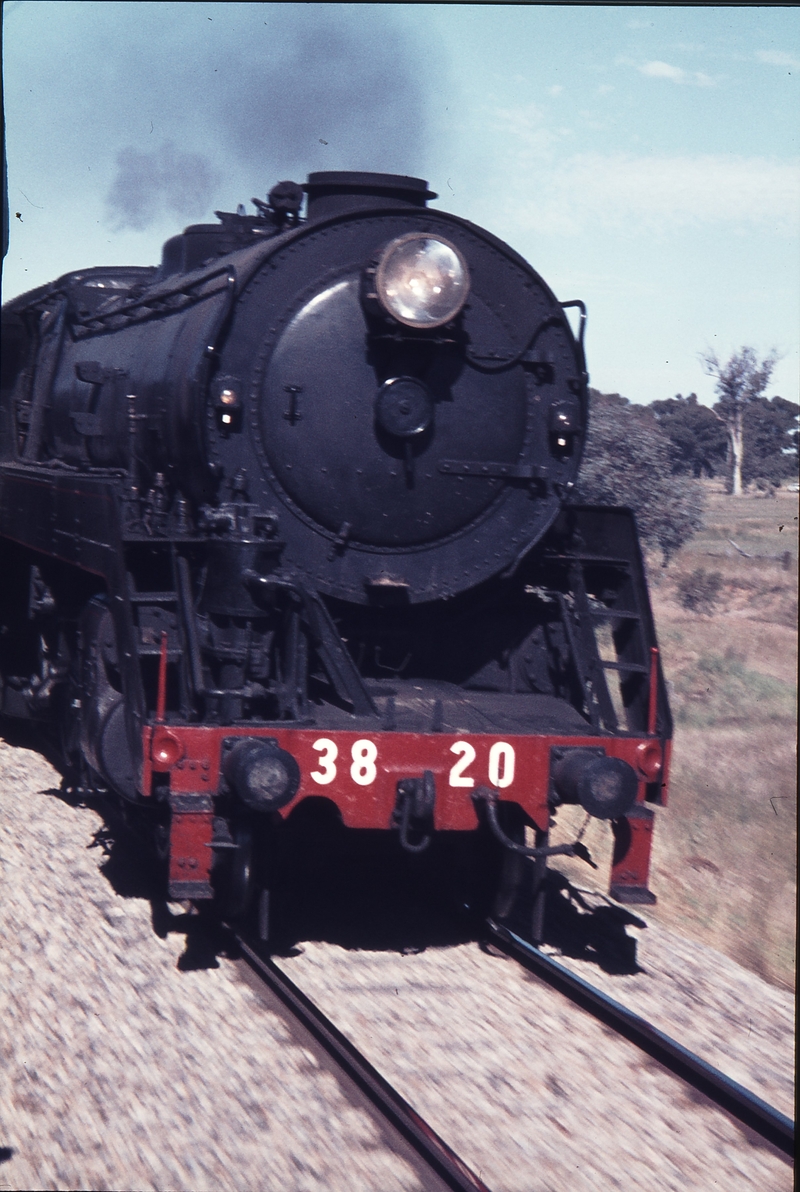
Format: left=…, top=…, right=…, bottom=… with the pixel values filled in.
left=309, top=737, right=515, bottom=790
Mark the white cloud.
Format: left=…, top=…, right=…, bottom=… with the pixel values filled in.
left=639, top=60, right=685, bottom=82
left=548, top=85, right=564, bottom=97
left=638, top=60, right=714, bottom=86
left=502, top=153, right=800, bottom=237
left=490, top=102, right=565, bottom=155
left=756, top=50, right=800, bottom=69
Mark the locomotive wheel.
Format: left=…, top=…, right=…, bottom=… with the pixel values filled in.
left=491, top=821, right=549, bottom=940
left=153, top=820, right=170, bottom=863
left=452, top=825, right=511, bottom=927
left=469, top=805, right=537, bottom=927
left=492, top=840, right=526, bottom=922
left=215, top=819, right=256, bottom=921
left=58, top=680, right=107, bottom=799
left=56, top=665, right=84, bottom=782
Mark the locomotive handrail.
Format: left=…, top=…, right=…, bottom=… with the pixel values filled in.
left=464, top=302, right=586, bottom=378
left=464, top=313, right=562, bottom=373
left=71, top=264, right=235, bottom=331
left=560, top=299, right=587, bottom=361
left=243, top=572, right=379, bottom=718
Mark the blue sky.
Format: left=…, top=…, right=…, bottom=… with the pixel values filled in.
left=3, top=2, right=799, bottom=405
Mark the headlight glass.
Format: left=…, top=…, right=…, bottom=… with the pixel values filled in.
left=375, top=234, right=469, bottom=328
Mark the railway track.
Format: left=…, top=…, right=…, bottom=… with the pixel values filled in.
left=4, top=746, right=790, bottom=1192
left=486, top=920, right=795, bottom=1159
left=234, top=934, right=493, bottom=1192
left=235, top=917, right=793, bottom=1192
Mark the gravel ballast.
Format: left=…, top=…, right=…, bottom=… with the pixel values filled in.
left=0, top=742, right=424, bottom=1192
left=1, top=738, right=794, bottom=1191
left=272, top=938, right=794, bottom=1191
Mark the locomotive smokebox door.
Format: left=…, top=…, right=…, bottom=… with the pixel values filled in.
left=224, top=188, right=589, bottom=602
left=257, top=275, right=529, bottom=550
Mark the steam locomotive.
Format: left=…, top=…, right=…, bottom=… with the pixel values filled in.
left=1, top=172, right=671, bottom=935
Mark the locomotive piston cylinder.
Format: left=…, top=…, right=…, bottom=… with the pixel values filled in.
left=199, top=539, right=283, bottom=617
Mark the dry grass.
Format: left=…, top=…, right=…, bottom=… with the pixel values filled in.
left=649, top=727, right=796, bottom=987
left=552, top=484, right=798, bottom=990
left=654, top=482, right=799, bottom=629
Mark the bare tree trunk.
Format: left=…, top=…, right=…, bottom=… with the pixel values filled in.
left=729, top=404, right=745, bottom=496
left=705, top=348, right=778, bottom=496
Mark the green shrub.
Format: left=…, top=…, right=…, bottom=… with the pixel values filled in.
left=671, top=650, right=797, bottom=727
left=577, top=390, right=705, bottom=564
left=676, top=568, right=724, bottom=612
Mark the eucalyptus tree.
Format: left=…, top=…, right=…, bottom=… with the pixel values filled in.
left=701, top=347, right=779, bottom=496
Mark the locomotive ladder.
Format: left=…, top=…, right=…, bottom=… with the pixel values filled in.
left=555, top=553, right=652, bottom=734
left=125, top=579, right=187, bottom=715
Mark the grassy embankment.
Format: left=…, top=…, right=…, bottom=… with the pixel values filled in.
left=550, top=483, right=798, bottom=990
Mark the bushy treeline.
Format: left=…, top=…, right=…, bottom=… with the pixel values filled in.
left=575, top=390, right=704, bottom=564
left=650, top=391, right=799, bottom=489
left=575, top=384, right=799, bottom=564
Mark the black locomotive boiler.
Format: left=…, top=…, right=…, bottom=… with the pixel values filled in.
left=0, top=172, right=671, bottom=931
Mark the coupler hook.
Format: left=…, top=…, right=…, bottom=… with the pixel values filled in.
left=472, top=787, right=598, bottom=868
left=393, top=771, right=436, bottom=853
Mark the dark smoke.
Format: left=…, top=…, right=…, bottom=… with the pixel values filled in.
left=107, top=142, right=222, bottom=231
left=100, top=4, right=431, bottom=230
left=212, top=18, right=426, bottom=175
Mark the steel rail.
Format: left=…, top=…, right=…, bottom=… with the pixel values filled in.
left=487, top=920, right=794, bottom=1158
left=236, top=935, right=492, bottom=1192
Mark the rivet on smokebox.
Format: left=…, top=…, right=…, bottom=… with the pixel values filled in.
left=636, top=740, right=662, bottom=781
left=151, top=730, right=184, bottom=769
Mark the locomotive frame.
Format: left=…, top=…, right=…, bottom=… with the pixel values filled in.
left=1, top=172, right=671, bottom=935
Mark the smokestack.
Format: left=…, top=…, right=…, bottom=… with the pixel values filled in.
left=303, top=172, right=437, bottom=222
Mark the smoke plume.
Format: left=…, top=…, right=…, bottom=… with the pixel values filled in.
left=107, top=142, right=223, bottom=231
left=98, top=4, right=430, bottom=230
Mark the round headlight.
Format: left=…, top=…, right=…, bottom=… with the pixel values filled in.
left=375, top=233, right=469, bottom=329
left=552, top=749, right=638, bottom=821
left=223, top=738, right=300, bottom=813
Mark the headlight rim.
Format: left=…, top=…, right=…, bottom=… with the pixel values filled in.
left=373, top=231, right=470, bottom=330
